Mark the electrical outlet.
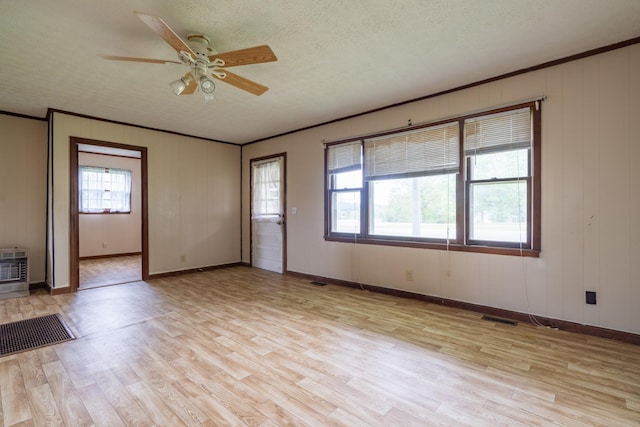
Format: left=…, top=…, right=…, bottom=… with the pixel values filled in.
left=180, top=255, right=186, bottom=263
left=405, top=269, right=414, bottom=281
left=102, top=243, right=107, bottom=248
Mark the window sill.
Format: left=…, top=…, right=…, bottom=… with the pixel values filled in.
left=79, top=211, right=131, bottom=215
left=324, top=235, right=540, bottom=257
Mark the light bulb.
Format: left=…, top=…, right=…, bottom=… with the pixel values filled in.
left=169, top=78, right=187, bottom=95
left=199, top=76, right=215, bottom=94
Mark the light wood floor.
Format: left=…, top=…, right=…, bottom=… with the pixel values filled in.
left=79, top=255, right=141, bottom=289
left=1, top=266, right=639, bottom=426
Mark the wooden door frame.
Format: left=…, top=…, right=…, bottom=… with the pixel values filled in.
left=249, top=153, right=287, bottom=273
left=69, top=137, right=149, bottom=291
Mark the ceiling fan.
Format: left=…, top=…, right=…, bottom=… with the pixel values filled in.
left=100, top=11, right=277, bottom=102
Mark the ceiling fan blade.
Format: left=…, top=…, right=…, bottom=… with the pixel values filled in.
left=213, top=70, right=268, bottom=96
left=181, top=72, right=198, bottom=95
left=209, top=45, right=277, bottom=67
left=134, top=11, right=196, bottom=59
left=99, top=54, right=181, bottom=64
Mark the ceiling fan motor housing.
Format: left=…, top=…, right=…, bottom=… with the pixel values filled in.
left=187, top=34, right=217, bottom=59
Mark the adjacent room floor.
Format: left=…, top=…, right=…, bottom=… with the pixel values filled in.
left=1, top=266, right=639, bottom=425
left=79, top=255, right=141, bottom=289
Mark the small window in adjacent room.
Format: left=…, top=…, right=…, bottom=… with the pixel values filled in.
left=79, top=166, right=132, bottom=213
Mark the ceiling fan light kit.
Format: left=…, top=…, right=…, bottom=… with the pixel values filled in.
left=100, top=11, right=277, bottom=102
left=199, top=76, right=216, bottom=103
left=199, top=76, right=215, bottom=94
left=169, top=76, right=190, bottom=95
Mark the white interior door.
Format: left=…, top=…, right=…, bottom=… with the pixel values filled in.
left=251, top=156, right=285, bottom=273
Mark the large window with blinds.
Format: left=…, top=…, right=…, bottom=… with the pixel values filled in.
left=365, top=122, right=459, bottom=240
left=325, top=102, right=541, bottom=255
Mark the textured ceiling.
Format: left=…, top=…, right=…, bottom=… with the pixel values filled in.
left=1, top=1, right=639, bottom=144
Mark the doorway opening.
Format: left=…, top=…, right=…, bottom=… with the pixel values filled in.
left=70, top=137, right=148, bottom=291
left=79, top=255, right=141, bottom=290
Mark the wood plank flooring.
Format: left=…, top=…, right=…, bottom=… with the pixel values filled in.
left=79, top=255, right=141, bottom=289
left=1, top=266, right=639, bottom=426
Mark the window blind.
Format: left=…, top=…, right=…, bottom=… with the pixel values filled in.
left=464, top=107, right=531, bottom=155
left=327, top=141, right=362, bottom=174
left=364, top=122, right=459, bottom=180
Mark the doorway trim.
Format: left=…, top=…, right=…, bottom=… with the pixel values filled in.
left=250, top=152, right=287, bottom=273
left=69, top=137, right=149, bottom=291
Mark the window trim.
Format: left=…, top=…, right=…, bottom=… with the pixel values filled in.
left=324, top=100, right=542, bottom=257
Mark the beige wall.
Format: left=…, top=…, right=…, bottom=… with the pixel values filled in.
left=242, top=44, right=640, bottom=334
left=0, top=114, right=48, bottom=284
left=78, top=152, right=142, bottom=258
left=51, top=113, right=241, bottom=287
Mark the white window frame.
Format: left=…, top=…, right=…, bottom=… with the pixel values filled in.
left=79, top=166, right=132, bottom=214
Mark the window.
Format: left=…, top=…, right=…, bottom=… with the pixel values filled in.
left=252, top=159, right=282, bottom=216
left=325, top=101, right=541, bottom=255
left=365, top=122, right=459, bottom=241
left=465, top=108, right=532, bottom=247
left=79, top=166, right=132, bottom=213
left=327, top=141, right=363, bottom=234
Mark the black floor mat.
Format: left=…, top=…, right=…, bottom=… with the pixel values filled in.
left=0, top=313, right=75, bottom=356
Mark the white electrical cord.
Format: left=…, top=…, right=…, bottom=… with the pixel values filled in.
left=515, top=112, right=547, bottom=328
left=352, top=190, right=365, bottom=291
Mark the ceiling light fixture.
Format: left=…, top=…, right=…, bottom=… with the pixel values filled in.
left=199, top=75, right=215, bottom=94
left=199, top=75, right=216, bottom=103
left=169, top=76, right=190, bottom=95
left=169, top=59, right=218, bottom=102
left=168, top=71, right=216, bottom=102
